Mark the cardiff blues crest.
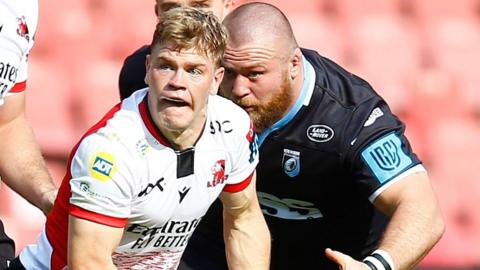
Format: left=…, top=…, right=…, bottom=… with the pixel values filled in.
left=282, top=149, right=300, bottom=177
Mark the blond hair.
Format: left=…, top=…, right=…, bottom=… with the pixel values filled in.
left=151, top=7, right=227, bottom=67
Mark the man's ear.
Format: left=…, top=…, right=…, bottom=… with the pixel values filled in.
left=154, top=3, right=159, bottom=17
left=289, top=48, right=302, bottom=80
left=144, top=54, right=151, bottom=85
left=210, top=67, right=225, bottom=95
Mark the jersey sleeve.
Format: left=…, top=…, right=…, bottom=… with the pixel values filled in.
left=68, top=133, right=137, bottom=227
left=344, top=99, right=424, bottom=202
left=223, top=116, right=259, bottom=193
left=0, top=6, right=36, bottom=104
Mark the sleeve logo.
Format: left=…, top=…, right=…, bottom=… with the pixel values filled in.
left=89, top=152, right=117, bottom=182
left=361, top=133, right=413, bottom=184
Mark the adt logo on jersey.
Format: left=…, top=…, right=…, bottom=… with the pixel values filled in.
left=307, top=125, right=334, bottom=143
left=282, top=149, right=300, bottom=177
left=361, top=132, right=413, bottom=184
left=208, top=160, right=228, bottom=188
left=89, top=152, right=116, bottom=182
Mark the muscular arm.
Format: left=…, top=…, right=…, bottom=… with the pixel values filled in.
left=68, top=215, right=124, bottom=270
left=0, top=93, right=57, bottom=214
left=326, top=171, right=444, bottom=270
left=220, top=172, right=270, bottom=270
left=372, top=171, right=444, bottom=269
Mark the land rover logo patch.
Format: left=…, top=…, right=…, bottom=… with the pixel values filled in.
left=306, top=125, right=334, bottom=143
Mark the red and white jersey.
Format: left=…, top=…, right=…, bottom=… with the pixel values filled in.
left=19, top=89, right=259, bottom=270
left=0, top=0, right=37, bottom=106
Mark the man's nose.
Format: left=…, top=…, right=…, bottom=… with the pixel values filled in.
left=168, top=70, right=186, bottom=89
left=231, top=75, right=251, bottom=99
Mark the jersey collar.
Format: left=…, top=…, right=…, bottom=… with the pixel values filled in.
left=257, top=57, right=316, bottom=146
left=139, top=95, right=172, bottom=147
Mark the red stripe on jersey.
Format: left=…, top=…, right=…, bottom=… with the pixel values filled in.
left=138, top=97, right=171, bottom=147
left=70, top=205, right=128, bottom=228
left=223, top=171, right=254, bottom=193
left=46, top=103, right=122, bottom=270
left=10, top=81, right=27, bottom=92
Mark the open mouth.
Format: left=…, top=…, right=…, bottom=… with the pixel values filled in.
left=162, top=97, right=189, bottom=107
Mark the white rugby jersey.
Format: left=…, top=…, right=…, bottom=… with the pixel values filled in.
left=19, top=89, right=259, bottom=270
left=0, top=0, right=37, bottom=106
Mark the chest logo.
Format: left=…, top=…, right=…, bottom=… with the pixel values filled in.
left=178, top=187, right=191, bottom=203
left=207, top=160, right=228, bottom=188
left=138, top=177, right=165, bottom=197
left=258, top=192, right=323, bottom=220
left=306, top=125, right=334, bottom=143
left=282, top=149, right=300, bottom=177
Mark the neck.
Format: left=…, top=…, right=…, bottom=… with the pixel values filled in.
left=159, top=111, right=207, bottom=151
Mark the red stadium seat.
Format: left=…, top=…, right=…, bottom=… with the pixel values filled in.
left=25, top=58, right=78, bottom=158
left=345, top=15, right=422, bottom=115
left=421, top=119, right=480, bottom=266
left=289, top=14, right=347, bottom=65
left=71, top=59, right=123, bottom=132
left=424, top=18, right=480, bottom=110
left=235, top=0, right=323, bottom=16
left=409, top=0, right=480, bottom=28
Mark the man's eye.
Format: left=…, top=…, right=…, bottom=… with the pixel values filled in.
left=191, top=2, right=210, bottom=8
left=224, top=69, right=235, bottom=77
left=248, top=71, right=262, bottom=78
left=158, top=64, right=173, bottom=71
left=189, top=68, right=202, bottom=76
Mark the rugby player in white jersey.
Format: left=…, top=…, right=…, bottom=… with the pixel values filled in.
left=13, top=7, right=270, bottom=270
left=0, top=0, right=57, bottom=267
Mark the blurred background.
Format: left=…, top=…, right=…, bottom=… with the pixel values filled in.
left=1, top=0, right=479, bottom=268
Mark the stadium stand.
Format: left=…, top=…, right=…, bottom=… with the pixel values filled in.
left=1, top=1, right=479, bottom=268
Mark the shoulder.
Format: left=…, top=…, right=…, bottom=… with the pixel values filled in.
left=289, top=50, right=400, bottom=152
left=208, top=95, right=251, bottom=129
left=302, top=48, right=382, bottom=110
left=76, top=98, right=146, bottom=162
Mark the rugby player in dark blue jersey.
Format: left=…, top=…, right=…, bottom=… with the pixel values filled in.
left=213, top=3, right=444, bottom=270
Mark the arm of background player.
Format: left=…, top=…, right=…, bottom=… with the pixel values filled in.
left=0, top=93, right=58, bottom=215
left=326, top=171, right=444, bottom=270
left=220, top=172, right=271, bottom=270
left=68, top=215, right=123, bottom=270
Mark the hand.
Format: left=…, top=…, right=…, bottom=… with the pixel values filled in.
left=40, top=188, right=58, bottom=215
left=325, top=248, right=370, bottom=270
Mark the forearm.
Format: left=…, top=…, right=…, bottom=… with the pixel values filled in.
left=375, top=174, right=445, bottom=270
left=377, top=200, right=444, bottom=269
left=0, top=116, right=57, bottom=214
left=223, top=207, right=270, bottom=270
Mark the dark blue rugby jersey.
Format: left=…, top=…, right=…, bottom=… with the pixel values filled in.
left=251, top=49, right=423, bottom=269
left=139, top=48, right=424, bottom=270
left=118, top=45, right=150, bottom=100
